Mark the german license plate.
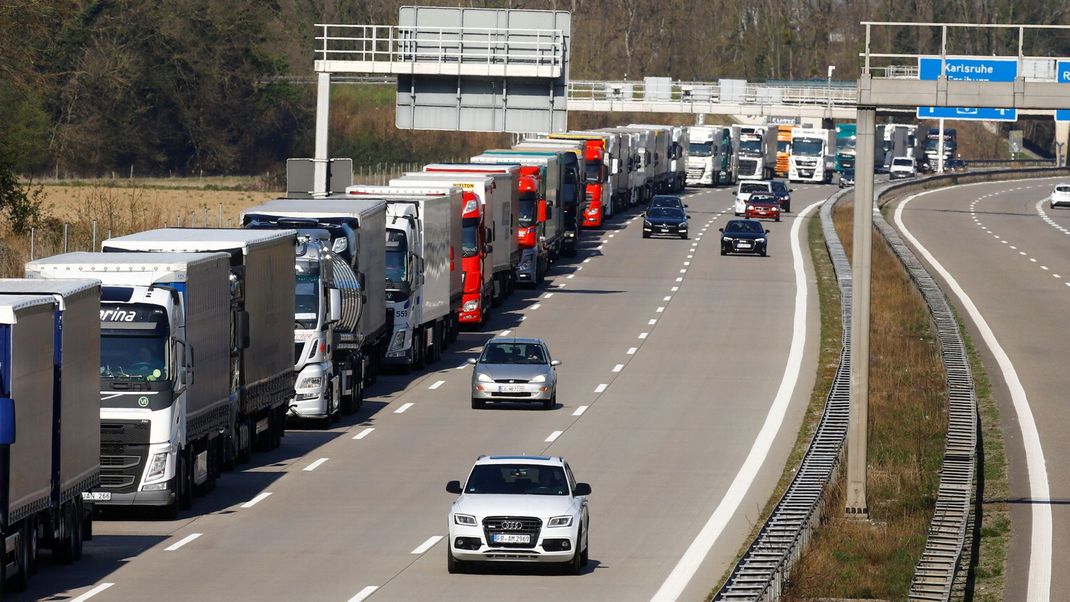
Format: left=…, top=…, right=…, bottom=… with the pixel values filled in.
left=492, top=533, right=530, bottom=544
left=660, top=228, right=669, bottom=232
left=499, top=385, right=525, bottom=393
left=82, top=491, right=111, bottom=502
left=738, top=242, right=752, bottom=248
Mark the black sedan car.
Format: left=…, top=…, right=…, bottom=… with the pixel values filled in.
left=648, top=194, right=687, bottom=211
left=839, top=168, right=855, bottom=188
left=643, top=206, right=689, bottom=239
left=720, top=219, right=769, bottom=256
left=770, top=180, right=791, bottom=212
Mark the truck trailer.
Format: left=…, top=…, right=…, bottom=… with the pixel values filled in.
left=0, top=284, right=100, bottom=591
left=242, top=198, right=389, bottom=420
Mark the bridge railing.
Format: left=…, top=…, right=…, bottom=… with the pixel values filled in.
left=567, top=80, right=857, bottom=108
left=314, top=23, right=565, bottom=74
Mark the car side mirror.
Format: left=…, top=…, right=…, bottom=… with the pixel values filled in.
left=550, top=359, right=561, bottom=366
left=718, top=228, right=724, bottom=232
left=573, top=483, right=592, bottom=496
left=684, top=204, right=689, bottom=208
left=0, top=397, right=14, bottom=445
left=446, top=480, right=463, bottom=494
left=467, top=358, right=478, bottom=365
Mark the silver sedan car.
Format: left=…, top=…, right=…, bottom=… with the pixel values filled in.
left=469, top=338, right=560, bottom=410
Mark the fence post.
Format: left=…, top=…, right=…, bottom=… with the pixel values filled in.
left=204, top=207, right=210, bottom=227
left=92, top=221, right=97, bottom=251
left=219, top=203, right=224, bottom=227
left=29, top=228, right=34, bottom=260
left=63, top=223, right=69, bottom=253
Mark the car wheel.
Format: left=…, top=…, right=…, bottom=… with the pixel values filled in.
left=642, top=232, right=649, bottom=239
left=580, top=529, right=590, bottom=567
left=447, top=546, right=467, bottom=574
left=471, top=398, right=485, bottom=410
left=565, top=529, right=585, bottom=575
left=681, top=233, right=688, bottom=239
left=760, top=249, right=768, bottom=258
left=775, top=216, right=780, bottom=222
left=543, top=395, right=554, bottom=411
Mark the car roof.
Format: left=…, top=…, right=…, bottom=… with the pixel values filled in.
left=740, top=180, right=772, bottom=185
left=476, top=455, right=565, bottom=466
left=484, top=337, right=545, bottom=346
left=726, top=218, right=765, bottom=227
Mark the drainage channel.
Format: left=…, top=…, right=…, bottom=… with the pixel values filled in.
left=714, top=190, right=853, bottom=601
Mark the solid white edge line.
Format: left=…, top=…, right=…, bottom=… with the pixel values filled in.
left=71, top=583, right=115, bottom=602
left=241, top=492, right=272, bottom=509
left=651, top=199, right=821, bottom=602
left=895, top=189, right=1051, bottom=602
left=545, top=430, right=563, bottom=442
left=348, top=586, right=380, bottom=602
left=411, top=535, right=444, bottom=555
left=394, top=402, right=414, bottom=414
left=165, top=532, right=203, bottom=552
left=429, top=380, right=445, bottom=390
left=303, top=457, right=329, bottom=472
left=573, top=405, right=588, bottom=416
left=353, top=427, right=375, bottom=440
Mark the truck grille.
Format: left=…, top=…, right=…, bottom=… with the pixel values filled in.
left=483, top=516, right=542, bottom=549
left=738, top=158, right=758, bottom=175
left=99, top=420, right=150, bottom=494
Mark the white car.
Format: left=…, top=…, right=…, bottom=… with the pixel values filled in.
left=735, top=180, right=773, bottom=215
left=889, top=156, right=917, bottom=180
left=1050, top=183, right=1070, bottom=208
left=446, top=455, right=591, bottom=574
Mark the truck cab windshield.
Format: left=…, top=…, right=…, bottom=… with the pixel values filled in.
left=462, top=217, right=480, bottom=258
left=295, top=272, right=320, bottom=329
left=385, top=229, right=409, bottom=289
left=739, top=139, right=762, bottom=154
left=101, top=335, right=168, bottom=381
left=689, top=142, right=713, bottom=157
left=792, top=139, right=823, bottom=156
left=584, top=162, right=601, bottom=183
left=518, top=192, right=537, bottom=227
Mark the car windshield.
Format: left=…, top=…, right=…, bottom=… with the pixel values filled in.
left=725, top=220, right=764, bottom=234
left=385, top=229, right=408, bottom=287
left=101, top=335, right=168, bottom=381
left=648, top=207, right=684, bottom=219
left=792, top=138, right=823, bottom=156
left=462, top=217, right=480, bottom=258
left=740, top=183, right=769, bottom=194
left=479, top=342, right=548, bottom=365
left=295, top=272, right=320, bottom=329
left=689, top=142, right=713, bottom=157
left=893, top=158, right=913, bottom=167
left=465, top=464, right=569, bottom=496
left=650, top=196, right=681, bottom=208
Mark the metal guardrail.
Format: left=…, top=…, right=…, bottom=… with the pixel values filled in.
left=567, top=80, right=857, bottom=109
left=714, top=189, right=854, bottom=601
left=314, top=23, right=564, bottom=69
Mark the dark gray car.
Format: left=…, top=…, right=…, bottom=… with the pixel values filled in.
left=469, top=338, right=560, bottom=409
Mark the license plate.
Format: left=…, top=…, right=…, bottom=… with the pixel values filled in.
left=660, top=228, right=669, bottom=232
left=499, top=385, right=525, bottom=393
left=738, top=242, right=752, bottom=248
left=492, top=533, right=531, bottom=544
left=82, top=491, right=111, bottom=502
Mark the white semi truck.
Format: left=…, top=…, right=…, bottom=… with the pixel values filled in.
left=629, top=124, right=688, bottom=192
left=101, top=230, right=296, bottom=461
left=242, top=199, right=388, bottom=422
left=733, top=125, right=778, bottom=180
left=789, top=127, right=836, bottom=183
left=0, top=283, right=100, bottom=592
left=686, top=125, right=733, bottom=187
left=26, top=253, right=234, bottom=515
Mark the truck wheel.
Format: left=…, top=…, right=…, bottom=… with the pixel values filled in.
left=178, top=447, right=194, bottom=511
left=414, top=327, right=426, bottom=370
left=54, top=504, right=76, bottom=563
left=9, top=524, right=30, bottom=591
left=27, top=516, right=39, bottom=574
left=237, top=420, right=252, bottom=464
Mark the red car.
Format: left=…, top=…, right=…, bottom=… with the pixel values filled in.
left=745, top=193, right=781, bottom=222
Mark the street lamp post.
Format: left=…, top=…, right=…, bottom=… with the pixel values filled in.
left=827, top=65, right=836, bottom=117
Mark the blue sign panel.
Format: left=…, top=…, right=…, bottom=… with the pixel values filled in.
left=1058, top=61, right=1070, bottom=84
left=918, top=57, right=1018, bottom=82
left=1056, top=111, right=1070, bottom=122
left=917, top=107, right=1018, bottom=121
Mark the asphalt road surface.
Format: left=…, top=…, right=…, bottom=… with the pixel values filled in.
left=891, top=176, right=1068, bottom=602
left=20, top=182, right=835, bottom=602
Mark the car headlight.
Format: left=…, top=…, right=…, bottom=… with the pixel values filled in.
left=463, top=299, right=479, bottom=312
left=454, top=513, right=477, bottom=526
left=722, top=237, right=733, bottom=242
left=746, top=205, right=754, bottom=211
left=298, top=375, right=324, bottom=390
left=548, top=515, right=573, bottom=528
left=477, top=372, right=493, bottom=383
left=756, top=238, right=766, bottom=243
left=529, top=374, right=546, bottom=383
left=643, top=220, right=652, bottom=227
left=146, top=451, right=169, bottom=481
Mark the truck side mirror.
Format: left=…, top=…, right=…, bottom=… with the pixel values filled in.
left=328, top=288, right=342, bottom=324
left=545, top=205, right=553, bottom=220
left=537, top=200, right=548, bottom=223
left=238, top=311, right=251, bottom=350
left=485, top=244, right=494, bottom=254
left=0, top=397, right=15, bottom=445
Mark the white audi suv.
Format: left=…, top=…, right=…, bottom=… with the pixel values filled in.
left=446, top=455, right=591, bottom=574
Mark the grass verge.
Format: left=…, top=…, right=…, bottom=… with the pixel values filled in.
left=781, top=199, right=947, bottom=601
left=707, top=210, right=844, bottom=598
